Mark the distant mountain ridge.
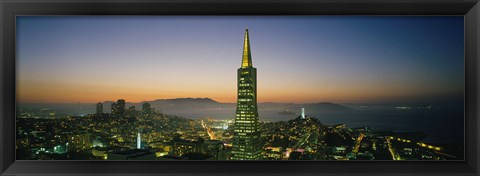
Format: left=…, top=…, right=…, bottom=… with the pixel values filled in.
left=151, top=97, right=219, bottom=103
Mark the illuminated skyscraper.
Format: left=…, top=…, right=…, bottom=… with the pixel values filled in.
left=96, top=102, right=103, bottom=114
left=112, top=99, right=126, bottom=117
left=128, top=106, right=136, bottom=117
left=231, top=28, right=262, bottom=160
left=116, top=99, right=126, bottom=117
left=111, top=103, right=117, bottom=114
left=142, top=103, right=151, bottom=117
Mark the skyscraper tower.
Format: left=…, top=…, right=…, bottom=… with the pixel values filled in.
left=96, top=102, right=103, bottom=115
left=142, top=103, right=151, bottom=117
left=111, top=103, right=117, bottom=114
left=112, top=99, right=126, bottom=117
left=231, top=28, right=262, bottom=160
left=116, top=99, right=126, bottom=117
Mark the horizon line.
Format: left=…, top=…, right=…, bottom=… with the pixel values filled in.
left=16, top=97, right=456, bottom=105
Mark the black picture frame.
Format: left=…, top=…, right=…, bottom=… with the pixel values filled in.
left=1, top=0, right=479, bottom=175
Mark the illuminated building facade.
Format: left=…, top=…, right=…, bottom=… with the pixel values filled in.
left=67, top=133, right=92, bottom=152
left=128, top=106, right=136, bottom=117
left=96, top=102, right=103, bottom=114
left=142, top=103, right=151, bottom=117
left=171, top=137, right=205, bottom=157
left=111, top=102, right=117, bottom=114
left=111, top=99, right=126, bottom=117
left=231, top=28, right=262, bottom=160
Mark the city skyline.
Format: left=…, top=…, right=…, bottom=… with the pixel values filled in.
left=16, top=16, right=464, bottom=104
left=15, top=17, right=465, bottom=161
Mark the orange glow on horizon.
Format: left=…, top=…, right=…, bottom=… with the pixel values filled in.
left=17, top=77, right=457, bottom=104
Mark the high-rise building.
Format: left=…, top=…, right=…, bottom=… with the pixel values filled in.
left=116, top=99, right=126, bottom=117
left=96, top=102, right=103, bottom=114
left=142, top=103, right=151, bottom=117
left=128, top=106, right=136, bottom=117
left=111, top=103, right=117, bottom=115
left=231, top=28, right=262, bottom=160
left=111, top=99, right=126, bottom=117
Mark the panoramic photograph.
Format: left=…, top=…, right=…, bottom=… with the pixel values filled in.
left=16, top=16, right=464, bottom=160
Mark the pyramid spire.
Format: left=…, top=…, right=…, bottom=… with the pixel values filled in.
left=241, top=28, right=252, bottom=68
left=233, top=28, right=261, bottom=160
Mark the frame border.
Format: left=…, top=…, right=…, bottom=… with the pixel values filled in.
left=1, top=0, right=479, bottom=175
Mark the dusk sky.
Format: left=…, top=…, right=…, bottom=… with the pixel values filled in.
left=16, top=16, right=464, bottom=104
